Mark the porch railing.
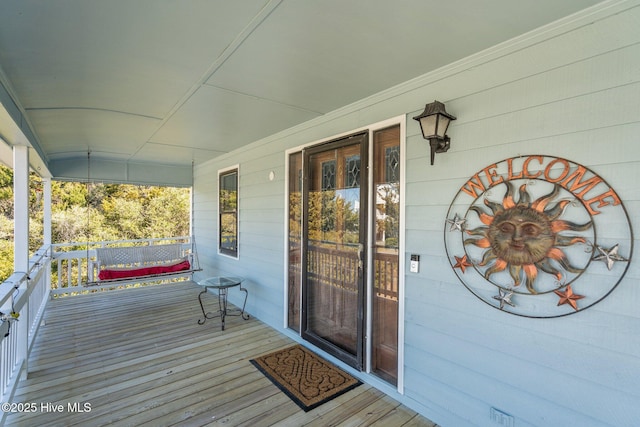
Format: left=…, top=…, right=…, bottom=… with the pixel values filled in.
left=305, top=241, right=399, bottom=299
left=50, top=236, right=197, bottom=295
left=0, top=236, right=197, bottom=424
left=0, top=245, right=51, bottom=425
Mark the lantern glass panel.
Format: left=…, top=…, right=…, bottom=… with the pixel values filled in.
left=419, top=115, right=437, bottom=139
left=437, top=115, right=451, bottom=138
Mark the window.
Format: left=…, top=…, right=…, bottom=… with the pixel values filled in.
left=219, top=168, right=238, bottom=257
left=321, top=160, right=336, bottom=190
left=345, top=155, right=361, bottom=188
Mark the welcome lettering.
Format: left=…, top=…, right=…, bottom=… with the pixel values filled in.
left=459, top=155, right=620, bottom=215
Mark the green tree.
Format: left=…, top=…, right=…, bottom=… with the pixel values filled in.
left=0, top=164, right=191, bottom=282
left=101, top=196, right=145, bottom=239
left=145, top=187, right=190, bottom=238
left=0, top=166, right=13, bottom=218
left=0, top=239, right=12, bottom=280
left=51, top=181, right=87, bottom=211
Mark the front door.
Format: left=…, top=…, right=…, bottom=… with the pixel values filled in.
left=302, top=132, right=368, bottom=369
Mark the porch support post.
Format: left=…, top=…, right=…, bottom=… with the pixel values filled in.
left=13, top=145, right=29, bottom=273
left=13, top=145, right=29, bottom=380
left=43, top=177, right=52, bottom=246
left=43, top=177, right=52, bottom=297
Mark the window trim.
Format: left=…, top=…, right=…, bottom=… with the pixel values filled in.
left=218, top=165, right=239, bottom=258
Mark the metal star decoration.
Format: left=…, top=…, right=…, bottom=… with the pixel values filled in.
left=446, top=214, right=466, bottom=232
left=592, top=244, right=628, bottom=271
left=493, top=288, right=516, bottom=310
left=453, top=255, right=473, bottom=273
left=554, top=285, right=585, bottom=311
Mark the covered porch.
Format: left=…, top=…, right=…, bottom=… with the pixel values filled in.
left=2, top=1, right=639, bottom=425
left=4, top=282, right=434, bottom=426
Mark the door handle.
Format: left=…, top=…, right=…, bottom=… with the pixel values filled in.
left=357, top=243, right=364, bottom=277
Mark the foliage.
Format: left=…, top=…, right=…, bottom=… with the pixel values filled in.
left=307, top=190, right=360, bottom=245
left=0, top=165, right=190, bottom=282
left=0, top=166, right=13, bottom=218
left=0, top=238, right=12, bottom=280
left=376, top=182, right=400, bottom=248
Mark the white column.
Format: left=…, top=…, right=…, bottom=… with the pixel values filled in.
left=13, top=145, right=29, bottom=380
left=13, top=145, right=29, bottom=274
left=43, top=177, right=52, bottom=246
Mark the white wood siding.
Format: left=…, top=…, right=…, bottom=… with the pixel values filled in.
left=194, top=2, right=640, bottom=426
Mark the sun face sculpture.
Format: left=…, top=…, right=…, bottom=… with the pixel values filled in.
left=464, top=183, right=592, bottom=294
left=445, top=156, right=632, bottom=317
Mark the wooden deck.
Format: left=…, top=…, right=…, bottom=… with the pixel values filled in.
left=5, top=282, right=436, bottom=427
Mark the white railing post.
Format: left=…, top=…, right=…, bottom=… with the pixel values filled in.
left=16, top=285, right=28, bottom=381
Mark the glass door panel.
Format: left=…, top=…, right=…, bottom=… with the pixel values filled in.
left=287, top=152, right=303, bottom=332
left=302, top=132, right=367, bottom=369
left=371, top=125, right=400, bottom=384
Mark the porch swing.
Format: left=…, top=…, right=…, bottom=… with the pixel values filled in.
left=82, top=153, right=201, bottom=287
left=86, top=239, right=201, bottom=286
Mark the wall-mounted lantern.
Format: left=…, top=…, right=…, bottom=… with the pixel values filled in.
left=413, top=100, right=456, bottom=165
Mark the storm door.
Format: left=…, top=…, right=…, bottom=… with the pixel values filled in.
left=302, top=132, right=368, bottom=369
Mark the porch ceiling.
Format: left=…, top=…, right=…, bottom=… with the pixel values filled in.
left=0, top=0, right=600, bottom=184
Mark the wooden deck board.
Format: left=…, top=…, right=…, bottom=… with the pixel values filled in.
left=5, top=282, right=437, bottom=427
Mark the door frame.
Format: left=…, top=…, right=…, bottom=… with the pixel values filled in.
left=283, top=115, right=406, bottom=393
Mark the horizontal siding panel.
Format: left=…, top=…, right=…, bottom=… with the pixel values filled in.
left=239, top=176, right=283, bottom=192
left=237, top=242, right=283, bottom=265
left=451, top=42, right=640, bottom=128
left=404, top=324, right=640, bottom=427
left=402, top=365, right=507, bottom=427
left=241, top=153, right=285, bottom=175
left=454, top=85, right=640, bottom=152
left=240, top=194, right=285, bottom=211
left=241, top=218, right=285, bottom=238
left=405, top=276, right=640, bottom=358
left=403, top=345, right=618, bottom=427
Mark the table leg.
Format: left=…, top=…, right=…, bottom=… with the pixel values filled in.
left=239, top=284, right=250, bottom=320
left=197, top=287, right=213, bottom=325
left=219, top=287, right=228, bottom=331
left=198, top=286, right=226, bottom=329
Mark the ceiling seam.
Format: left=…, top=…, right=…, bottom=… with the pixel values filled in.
left=201, top=83, right=324, bottom=115
left=146, top=140, right=228, bottom=154
left=137, top=0, right=285, bottom=161
left=24, top=106, right=163, bottom=121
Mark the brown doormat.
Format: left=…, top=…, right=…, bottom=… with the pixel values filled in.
left=250, top=344, right=362, bottom=412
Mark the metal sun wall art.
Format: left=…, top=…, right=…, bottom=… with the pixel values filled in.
left=444, top=155, right=633, bottom=318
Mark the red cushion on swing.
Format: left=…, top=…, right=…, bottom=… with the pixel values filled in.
left=98, top=260, right=191, bottom=281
